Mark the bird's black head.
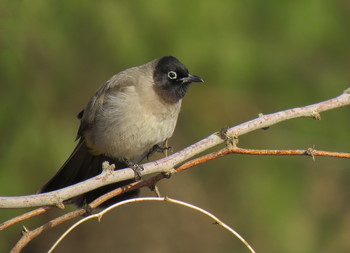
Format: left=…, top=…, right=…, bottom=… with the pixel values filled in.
left=153, top=56, right=203, bottom=103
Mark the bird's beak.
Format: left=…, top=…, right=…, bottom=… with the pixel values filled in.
left=178, top=74, right=204, bottom=84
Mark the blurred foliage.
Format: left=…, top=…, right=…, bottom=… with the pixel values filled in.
left=1, top=0, right=350, bottom=252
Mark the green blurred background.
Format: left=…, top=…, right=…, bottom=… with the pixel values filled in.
left=1, top=0, right=350, bottom=252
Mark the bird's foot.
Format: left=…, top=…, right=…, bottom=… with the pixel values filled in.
left=146, top=144, right=172, bottom=160
left=155, top=144, right=173, bottom=153
left=131, top=164, right=144, bottom=180
left=123, top=158, right=144, bottom=180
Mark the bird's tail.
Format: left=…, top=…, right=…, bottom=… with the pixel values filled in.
left=39, top=140, right=139, bottom=207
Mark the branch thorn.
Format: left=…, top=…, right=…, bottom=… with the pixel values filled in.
left=258, top=113, right=270, bottom=130
left=21, top=225, right=29, bottom=235
left=55, top=202, right=65, bottom=210
left=305, top=147, right=316, bottom=161
left=102, top=161, right=115, bottom=173
left=311, top=111, right=321, bottom=120
left=149, top=185, right=162, bottom=197
left=217, top=127, right=238, bottom=147
left=162, top=168, right=176, bottom=178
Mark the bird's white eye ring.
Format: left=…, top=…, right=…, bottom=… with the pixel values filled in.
left=167, top=71, right=177, bottom=80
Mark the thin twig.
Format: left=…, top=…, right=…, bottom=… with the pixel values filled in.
left=10, top=208, right=86, bottom=253
left=226, top=148, right=350, bottom=158
left=48, top=197, right=256, bottom=253
left=0, top=206, right=54, bottom=231
left=176, top=147, right=350, bottom=173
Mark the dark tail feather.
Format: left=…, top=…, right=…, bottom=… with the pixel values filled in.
left=39, top=140, right=139, bottom=207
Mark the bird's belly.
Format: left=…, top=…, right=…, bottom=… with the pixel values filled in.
left=106, top=115, right=176, bottom=160
left=88, top=105, right=179, bottom=161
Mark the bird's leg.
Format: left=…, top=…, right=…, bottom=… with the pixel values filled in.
left=123, top=158, right=144, bottom=180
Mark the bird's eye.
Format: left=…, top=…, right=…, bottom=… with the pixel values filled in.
left=167, top=71, right=177, bottom=80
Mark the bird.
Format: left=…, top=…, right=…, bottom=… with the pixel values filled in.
left=39, top=56, right=203, bottom=207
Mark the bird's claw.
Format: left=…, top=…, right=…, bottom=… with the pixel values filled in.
left=131, top=164, right=144, bottom=180
left=146, top=144, right=173, bottom=159
left=123, top=158, right=144, bottom=180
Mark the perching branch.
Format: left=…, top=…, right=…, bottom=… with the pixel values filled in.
left=1, top=89, right=350, bottom=209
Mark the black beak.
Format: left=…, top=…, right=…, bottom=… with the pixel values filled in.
left=178, top=74, right=204, bottom=84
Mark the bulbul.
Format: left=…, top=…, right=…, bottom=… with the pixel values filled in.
left=39, top=56, right=203, bottom=207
